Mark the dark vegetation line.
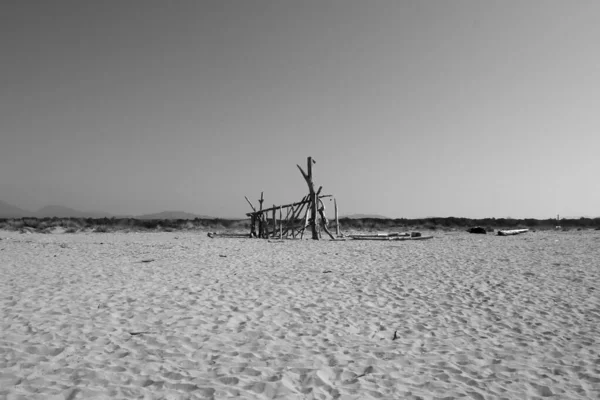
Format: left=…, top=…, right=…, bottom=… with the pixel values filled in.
left=0, top=216, right=599, bottom=233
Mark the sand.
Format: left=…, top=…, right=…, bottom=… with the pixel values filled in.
left=1, top=230, right=599, bottom=399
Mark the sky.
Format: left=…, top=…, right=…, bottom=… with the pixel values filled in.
left=1, top=1, right=599, bottom=219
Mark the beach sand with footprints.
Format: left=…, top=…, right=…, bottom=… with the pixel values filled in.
left=1, top=230, right=599, bottom=399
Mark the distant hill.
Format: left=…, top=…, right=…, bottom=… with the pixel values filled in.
left=35, top=205, right=112, bottom=219
left=341, top=214, right=390, bottom=219
left=0, top=200, right=31, bottom=218
left=134, top=211, right=211, bottom=220
left=0, top=201, right=213, bottom=220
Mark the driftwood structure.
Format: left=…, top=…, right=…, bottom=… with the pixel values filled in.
left=244, top=157, right=340, bottom=240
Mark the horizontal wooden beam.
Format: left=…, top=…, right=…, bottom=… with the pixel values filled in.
left=246, top=195, right=333, bottom=217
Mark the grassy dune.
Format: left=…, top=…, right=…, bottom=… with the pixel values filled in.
left=1, top=216, right=599, bottom=234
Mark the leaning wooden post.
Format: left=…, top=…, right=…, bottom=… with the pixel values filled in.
left=285, top=195, right=308, bottom=238
left=291, top=203, right=303, bottom=239
left=334, top=197, right=340, bottom=236
left=290, top=200, right=306, bottom=238
left=283, top=205, right=294, bottom=238
left=297, top=157, right=319, bottom=240
left=245, top=196, right=257, bottom=212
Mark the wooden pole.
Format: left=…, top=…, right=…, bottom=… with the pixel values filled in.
left=258, top=192, right=264, bottom=238
left=256, top=204, right=260, bottom=238
left=245, top=196, right=257, bottom=212
left=279, top=206, right=283, bottom=238
left=317, top=199, right=322, bottom=239
left=272, top=205, right=276, bottom=238
left=297, top=157, right=319, bottom=240
left=309, top=158, right=319, bottom=240
left=250, top=214, right=256, bottom=237
left=315, top=187, right=323, bottom=238
left=334, top=198, right=340, bottom=236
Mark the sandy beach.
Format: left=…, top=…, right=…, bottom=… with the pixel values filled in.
left=1, top=230, right=599, bottom=399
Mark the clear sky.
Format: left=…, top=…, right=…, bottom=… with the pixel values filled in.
left=1, top=1, right=599, bottom=219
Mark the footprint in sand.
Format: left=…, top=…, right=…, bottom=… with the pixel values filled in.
left=242, top=368, right=262, bottom=377
left=219, top=376, right=239, bottom=385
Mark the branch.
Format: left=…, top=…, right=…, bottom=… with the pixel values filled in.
left=297, top=164, right=309, bottom=184
left=244, top=196, right=257, bottom=212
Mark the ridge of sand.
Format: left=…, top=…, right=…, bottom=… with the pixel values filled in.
left=1, top=230, right=599, bottom=399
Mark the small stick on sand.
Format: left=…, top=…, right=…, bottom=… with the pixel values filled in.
left=355, top=366, right=374, bottom=379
